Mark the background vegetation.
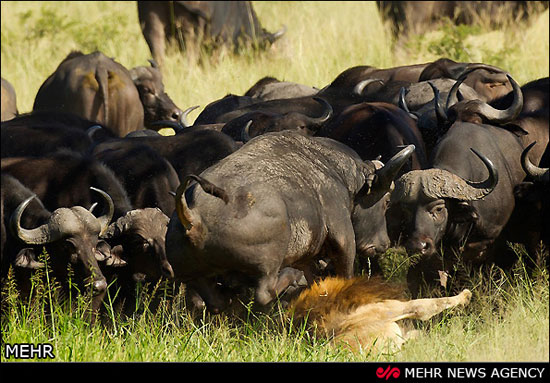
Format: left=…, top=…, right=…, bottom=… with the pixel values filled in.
left=1, top=1, right=549, bottom=362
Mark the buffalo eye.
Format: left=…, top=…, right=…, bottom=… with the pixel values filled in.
left=141, top=86, right=152, bottom=94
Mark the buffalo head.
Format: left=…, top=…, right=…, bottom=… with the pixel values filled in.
left=10, top=187, right=114, bottom=297
left=130, top=60, right=183, bottom=129
left=392, top=149, right=498, bottom=257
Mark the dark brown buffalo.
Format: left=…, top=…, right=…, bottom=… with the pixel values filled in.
left=419, top=59, right=513, bottom=103
left=137, top=1, right=286, bottom=66
left=166, top=132, right=415, bottom=312
left=1, top=78, right=18, bottom=122
left=221, top=97, right=333, bottom=142
left=317, top=102, right=428, bottom=172
left=129, top=60, right=184, bottom=129
left=91, top=129, right=239, bottom=182
left=1, top=111, right=99, bottom=158
left=499, top=142, right=550, bottom=265
left=94, top=144, right=180, bottom=215
left=1, top=174, right=113, bottom=318
left=377, top=1, right=547, bottom=35
left=244, top=76, right=318, bottom=101
left=33, top=51, right=144, bottom=137
left=1, top=151, right=133, bottom=221
left=100, top=207, right=174, bottom=315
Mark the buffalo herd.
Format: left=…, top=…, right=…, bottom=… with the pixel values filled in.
left=1, top=4, right=549, bottom=332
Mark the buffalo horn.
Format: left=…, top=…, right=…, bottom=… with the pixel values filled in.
left=428, top=81, right=448, bottom=123
left=465, top=148, right=499, bottom=194
left=90, top=187, right=114, bottom=236
left=398, top=87, right=418, bottom=120
left=180, top=105, right=200, bottom=127
left=241, top=120, right=253, bottom=143
left=395, top=149, right=498, bottom=202
left=361, top=145, right=416, bottom=207
left=473, top=74, right=523, bottom=123
left=266, top=24, right=287, bottom=43
left=521, top=142, right=550, bottom=183
left=86, top=125, right=103, bottom=139
left=303, top=97, right=333, bottom=125
left=174, top=178, right=195, bottom=230
left=10, top=195, right=60, bottom=245
left=353, top=78, right=384, bottom=96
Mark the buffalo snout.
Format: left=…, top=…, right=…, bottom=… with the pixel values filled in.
left=405, top=235, right=436, bottom=257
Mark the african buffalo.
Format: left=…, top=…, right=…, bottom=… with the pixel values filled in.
left=377, top=1, right=547, bottom=36
left=1, top=174, right=113, bottom=317
left=1, top=150, right=133, bottom=221
left=137, top=1, right=286, bottom=65
left=392, top=122, right=527, bottom=294
left=129, top=59, right=184, bottom=129
left=317, top=101, right=428, bottom=172
left=100, top=207, right=174, bottom=314
left=166, top=131, right=415, bottom=311
left=94, top=144, right=180, bottom=215
left=244, top=76, right=318, bottom=101
left=221, top=97, right=333, bottom=142
left=419, top=59, right=513, bottom=103
left=1, top=111, right=98, bottom=158
left=33, top=51, right=144, bottom=137
left=91, top=129, right=239, bottom=181
left=1, top=78, right=18, bottom=122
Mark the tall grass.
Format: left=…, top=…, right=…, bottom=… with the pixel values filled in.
left=1, top=1, right=549, bottom=362
left=2, top=246, right=548, bottom=362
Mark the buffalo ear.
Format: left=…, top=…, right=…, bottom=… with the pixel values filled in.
left=514, top=182, right=535, bottom=200
left=105, top=245, right=127, bottom=267
left=502, top=123, right=528, bottom=137
left=448, top=201, right=479, bottom=223
left=14, top=248, right=44, bottom=269
left=94, top=240, right=112, bottom=262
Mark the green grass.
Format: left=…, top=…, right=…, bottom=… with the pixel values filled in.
left=1, top=1, right=549, bottom=362
left=2, top=245, right=548, bottom=362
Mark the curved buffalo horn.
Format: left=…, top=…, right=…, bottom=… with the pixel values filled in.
left=472, top=74, right=523, bottom=124
left=394, top=149, right=498, bottom=202
left=353, top=78, right=384, bottom=96
left=175, top=177, right=197, bottom=230
left=360, top=145, right=416, bottom=207
left=398, top=87, right=418, bottom=120
left=90, top=187, right=114, bottom=237
left=10, top=195, right=60, bottom=245
left=428, top=81, right=448, bottom=123
left=241, top=120, right=253, bottom=143
left=446, top=77, right=465, bottom=111
left=174, top=175, right=229, bottom=230
left=150, top=120, right=186, bottom=133
left=521, top=142, right=550, bottom=183
left=304, top=97, right=333, bottom=125
left=398, top=87, right=410, bottom=112
left=445, top=64, right=503, bottom=110
left=266, top=24, right=287, bottom=43
left=86, top=125, right=103, bottom=139
left=180, top=105, right=200, bottom=127
left=446, top=67, right=523, bottom=124
left=465, top=148, right=499, bottom=194
left=374, top=144, right=416, bottom=189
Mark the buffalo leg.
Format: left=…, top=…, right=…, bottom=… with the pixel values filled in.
left=255, top=267, right=305, bottom=307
